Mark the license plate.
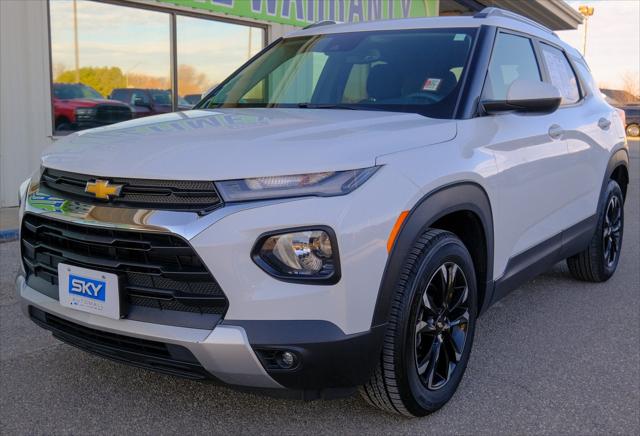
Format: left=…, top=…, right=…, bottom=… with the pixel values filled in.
left=58, top=263, right=121, bottom=319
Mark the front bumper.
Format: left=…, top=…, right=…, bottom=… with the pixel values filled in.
left=18, top=274, right=385, bottom=395
left=18, top=274, right=280, bottom=389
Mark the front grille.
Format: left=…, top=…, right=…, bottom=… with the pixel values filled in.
left=39, top=168, right=223, bottom=213
left=21, top=213, right=229, bottom=319
left=95, top=105, right=132, bottom=123
left=29, top=307, right=211, bottom=380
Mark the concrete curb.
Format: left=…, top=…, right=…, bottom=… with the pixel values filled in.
left=0, top=229, right=18, bottom=243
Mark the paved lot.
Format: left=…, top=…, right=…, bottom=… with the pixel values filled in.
left=1, top=141, right=638, bottom=435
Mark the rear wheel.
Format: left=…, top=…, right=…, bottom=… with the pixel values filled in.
left=567, top=180, right=624, bottom=282
left=360, top=229, right=477, bottom=417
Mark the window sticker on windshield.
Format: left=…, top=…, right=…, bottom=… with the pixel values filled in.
left=423, top=78, right=441, bottom=91
left=454, top=34, right=466, bottom=41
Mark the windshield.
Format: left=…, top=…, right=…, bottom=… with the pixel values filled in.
left=200, top=28, right=476, bottom=118
left=54, top=83, right=103, bottom=100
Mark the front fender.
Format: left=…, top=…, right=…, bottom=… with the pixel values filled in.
left=370, top=182, right=495, bottom=328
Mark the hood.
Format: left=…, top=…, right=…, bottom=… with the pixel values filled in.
left=42, top=108, right=457, bottom=180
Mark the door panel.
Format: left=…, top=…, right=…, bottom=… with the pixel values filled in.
left=485, top=113, right=571, bottom=275
left=537, top=44, right=617, bottom=231
left=565, top=103, right=620, bottom=213
left=479, top=31, right=574, bottom=277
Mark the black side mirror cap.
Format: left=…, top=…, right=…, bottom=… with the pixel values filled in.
left=481, top=97, right=561, bottom=115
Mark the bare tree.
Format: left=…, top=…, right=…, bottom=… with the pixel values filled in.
left=178, top=64, right=209, bottom=95
left=620, top=71, right=640, bottom=102
left=127, top=73, right=170, bottom=90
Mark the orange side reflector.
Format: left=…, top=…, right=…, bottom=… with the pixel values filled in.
left=387, top=210, right=409, bottom=253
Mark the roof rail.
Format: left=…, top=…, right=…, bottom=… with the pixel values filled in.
left=474, top=7, right=558, bottom=37
left=303, top=20, right=339, bottom=30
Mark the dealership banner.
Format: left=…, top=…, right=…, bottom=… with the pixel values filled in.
left=156, top=0, right=439, bottom=27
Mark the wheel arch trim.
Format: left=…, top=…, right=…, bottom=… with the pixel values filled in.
left=370, top=181, right=495, bottom=328
left=603, top=146, right=629, bottom=205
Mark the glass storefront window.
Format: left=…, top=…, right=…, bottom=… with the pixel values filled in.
left=49, top=0, right=170, bottom=135
left=177, top=16, right=264, bottom=106
left=48, top=0, right=265, bottom=135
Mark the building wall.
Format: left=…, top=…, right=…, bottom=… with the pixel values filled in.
left=0, top=0, right=53, bottom=207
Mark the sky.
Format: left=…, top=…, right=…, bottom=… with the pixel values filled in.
left=557, top=0, right=640, bottom=90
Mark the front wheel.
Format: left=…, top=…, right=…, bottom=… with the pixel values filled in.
left=55, top=120, right=73, bottom=131
left=360, top=229, right=477, bottom=417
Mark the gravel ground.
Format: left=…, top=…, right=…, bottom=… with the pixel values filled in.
left=1, top=140, right=638, bottom=435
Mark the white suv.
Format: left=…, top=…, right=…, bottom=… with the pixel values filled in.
left=17, top=8, right=629, bottom=417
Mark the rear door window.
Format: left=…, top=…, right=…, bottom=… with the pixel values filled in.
left=540, top=43, right=581, bottom=105
left=573, top=59, right=595, bottom=96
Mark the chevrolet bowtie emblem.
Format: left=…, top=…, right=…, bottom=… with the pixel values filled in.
left=85, top=179, right=123, bottom=200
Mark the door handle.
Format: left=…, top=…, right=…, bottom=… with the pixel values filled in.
left=548, top=124, right=564, bottom=140
left=598, top=117, right=611, bottom=130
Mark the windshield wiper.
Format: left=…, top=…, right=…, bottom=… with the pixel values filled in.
left=296, top=103, right=358, bottom=110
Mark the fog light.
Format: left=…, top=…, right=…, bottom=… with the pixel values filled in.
left=278, top=351, right=297, bottom=369
left=253, top=227, right=340, bottom=284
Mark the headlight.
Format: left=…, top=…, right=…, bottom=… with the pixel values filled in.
left=252, top=227, right=340, bottom=284
left=215, top=167, right=379, bottom=202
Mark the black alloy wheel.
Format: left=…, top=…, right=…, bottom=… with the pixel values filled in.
left=567, top=179, right=624, bottom=282
left=414, top=262, right=470, bottom=390
left=602, top=195, right=622, bottom=268
left=360, top=229, right=477, bottom=417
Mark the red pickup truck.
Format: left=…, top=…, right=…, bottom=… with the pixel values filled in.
left=53, top=83, right=132, bottom=132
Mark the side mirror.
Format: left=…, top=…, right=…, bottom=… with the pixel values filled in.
left=482, top=79, right=561, bottom=115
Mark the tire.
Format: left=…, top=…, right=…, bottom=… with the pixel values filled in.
left=626, top=123, right=639, bottom=138
left=55, top=120, right=72, bottom=131
left=567, top=180, right=624, bottom=282
left=360, top=229, right=477, bottom=417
